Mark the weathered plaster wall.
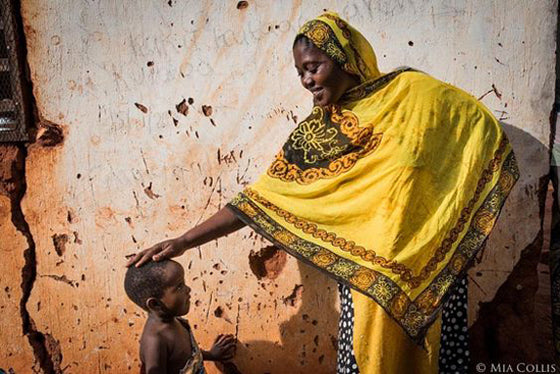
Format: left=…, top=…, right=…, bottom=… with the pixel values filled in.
left=0, top=1, right=556, bottom=372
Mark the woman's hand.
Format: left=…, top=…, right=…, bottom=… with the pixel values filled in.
left=204, top=334, right=236, bottom=362
left=126, top=237, right=187, bottom=267
left=126, top=206, right=246, bottom=267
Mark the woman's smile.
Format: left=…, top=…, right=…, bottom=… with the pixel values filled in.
left=312, top=88, right=324, bottom=104
left=292, top=40, right=359, bottom=107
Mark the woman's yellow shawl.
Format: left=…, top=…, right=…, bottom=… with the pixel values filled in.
left=228, top=11, right=518, bottom=351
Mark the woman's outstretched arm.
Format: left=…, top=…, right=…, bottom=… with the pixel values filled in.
left=126, top=206, right=246, bottom=267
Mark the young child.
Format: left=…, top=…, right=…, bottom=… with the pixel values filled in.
left=125, top=259, right=236, bottom=374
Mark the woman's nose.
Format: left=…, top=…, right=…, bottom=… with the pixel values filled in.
left=302, top=74, right=315, bottom=90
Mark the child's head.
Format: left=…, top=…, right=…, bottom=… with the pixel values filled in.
left=124, top=259, right=191, bottom=317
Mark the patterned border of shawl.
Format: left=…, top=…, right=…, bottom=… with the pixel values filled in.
left=227, top=147, right=519, bottom=342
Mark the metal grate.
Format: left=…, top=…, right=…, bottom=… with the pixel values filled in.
left=0, top=0, right=28, bottom=142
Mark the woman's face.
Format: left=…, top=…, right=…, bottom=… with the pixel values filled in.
left=293, top=41, right=359, bottom=106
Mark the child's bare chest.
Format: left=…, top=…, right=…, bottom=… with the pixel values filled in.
left=167, top=321, right=195, bottom=372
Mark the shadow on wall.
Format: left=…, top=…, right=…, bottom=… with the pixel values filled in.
left=469, top=122, right=554, bottom=365
left=217, top=256, right=339, bottom=373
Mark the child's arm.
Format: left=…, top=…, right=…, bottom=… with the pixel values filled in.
left=141, top=335, right=168, bottom=374
left=202, top=334, right=236, bottom=362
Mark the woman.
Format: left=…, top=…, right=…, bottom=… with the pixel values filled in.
left=128, top=12, right=519, bottom=373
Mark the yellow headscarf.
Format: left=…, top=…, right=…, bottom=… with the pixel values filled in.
left=297, top=12, right=381, bottom=82
left=228, top=11, right=519, bottom=372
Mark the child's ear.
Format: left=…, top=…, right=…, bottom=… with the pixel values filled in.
left=145, top=297, right=161, bottom=312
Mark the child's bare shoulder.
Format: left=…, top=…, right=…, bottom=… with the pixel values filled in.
left=139, top=322, right=174, bottom=363
left=140, top=321, right=176, bottom=349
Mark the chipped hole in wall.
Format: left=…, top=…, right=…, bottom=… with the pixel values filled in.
left=143, top=182, right=160, bottom=199
left=73, top=231, right=82, bottom=245
left=134, top=103, right=148, bottom=113
left=176, top=99, right=188, bottom=116
left=37, top=120, right=64, bottom=146
left=52, top=233, right=69, bottom=256
left=283, top=284, right=304, bottom=307
left=248, top=245, right=287, bottom=280
left=237, top=1, right=249, bottom=10
left=202, top=105, right=212, bottom=117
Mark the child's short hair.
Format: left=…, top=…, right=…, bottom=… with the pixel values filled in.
left=124, top=260, right=175, bottom=310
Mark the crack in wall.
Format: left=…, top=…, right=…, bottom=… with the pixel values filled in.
left=0, top=1, right=64, bottom=371
left=4, top=144, right=63, bottom=374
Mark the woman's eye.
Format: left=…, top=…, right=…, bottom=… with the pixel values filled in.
left=308, top=64, right=319, bottom=73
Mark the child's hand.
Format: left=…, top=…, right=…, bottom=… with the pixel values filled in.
left=205, top=334, right=236, bottom=362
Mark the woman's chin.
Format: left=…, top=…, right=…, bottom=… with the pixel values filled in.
left=314, top=98, right=331, bottom=107
left=314, top=93, right=339, bottom=107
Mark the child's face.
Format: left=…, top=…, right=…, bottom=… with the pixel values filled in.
left=159, top=262, right=191, bottom=316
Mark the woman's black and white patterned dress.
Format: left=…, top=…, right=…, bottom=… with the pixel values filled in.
left=336, top=277, right=469, bottom=374
left=336, top=283, right=360, bottom=374
left=438, top=276, right=469, bottom=373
